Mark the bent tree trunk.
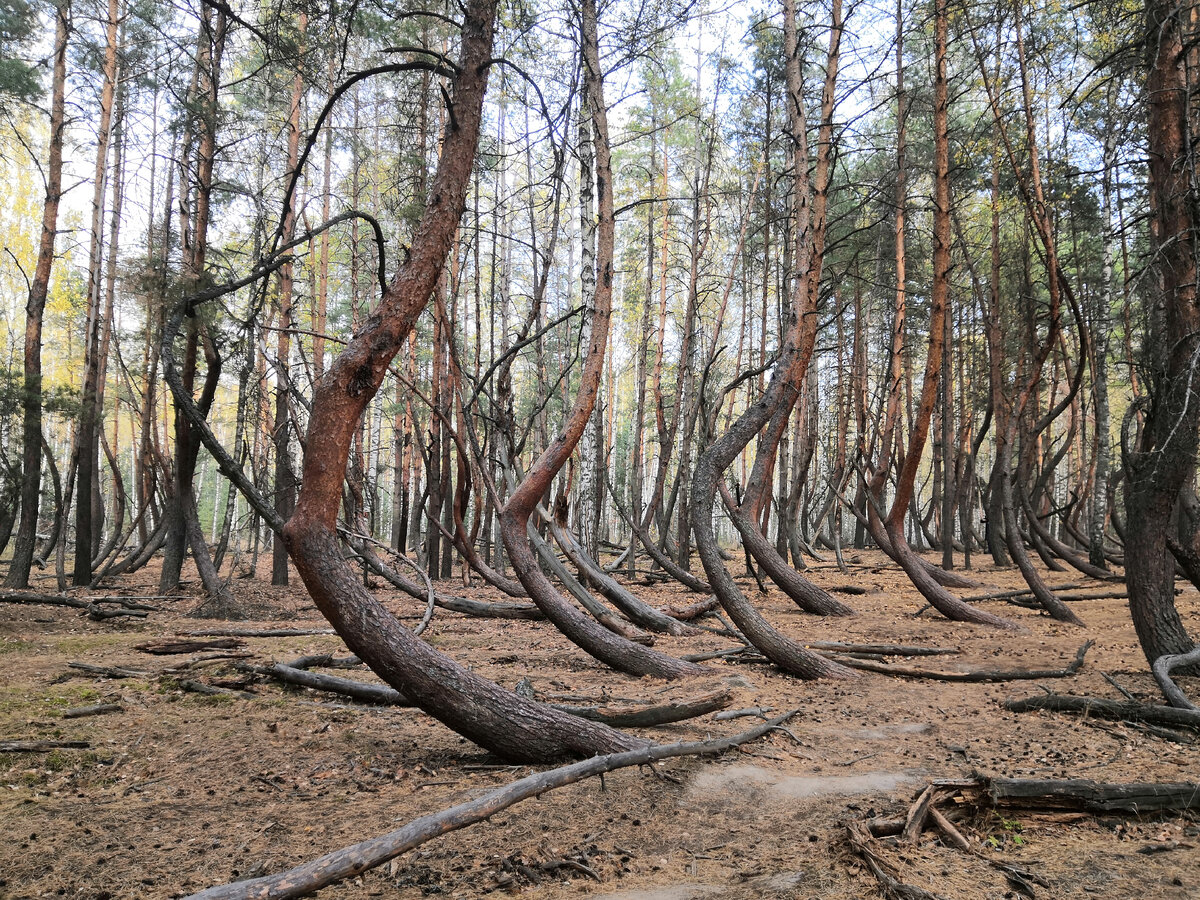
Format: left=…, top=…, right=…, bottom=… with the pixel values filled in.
left=727, top=0, right=852, bottom=620
left=878, top=0, right=1017, bottom=631
left=1125, top=0, right=1199, bottom=667
left=281, top=0, right=643, bottom=761
left=498, top=0, right=702, bottom=680
left=689, top=0, right=853, bottom=681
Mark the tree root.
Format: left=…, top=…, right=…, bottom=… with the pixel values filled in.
left=1152, top=646, right=1200, bottom=710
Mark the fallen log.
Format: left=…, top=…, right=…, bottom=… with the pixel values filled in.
left=283, top=654, right=361, bottom=670
left=87, top=605, right=149, bottom=619
left=184, top=629, right=338, bottom=638
left=968, top=776, right=1200, bottom=815
left=1004, top=693, right=1200, bottom=731
left=249, top=663, right=409, bottom=706
left=666, top=595, right=720, bottom=620
left=137, top=639, right=246, bottom=655
left=0, top=740, right=90, bottom=752
left=547, top=689, right=732, bottom=727
left=67, top=661, right=150, bottom=679
left=61, top=703, right=122, bottom=719
left=182, top=712, right=797, bottom=900
left=0, top=590, right=152, bottom=620
left=827, top=641, right=1092, bottom=682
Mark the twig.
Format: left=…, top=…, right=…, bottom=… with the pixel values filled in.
left=1101, top=672, right=1137, bottom=701
left=845, top=821, right=951, bottom=900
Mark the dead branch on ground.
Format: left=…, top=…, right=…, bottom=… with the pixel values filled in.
left=1005, top=693, right=1200, bottom=731
left=182, top=712, right=797, bottom=900
left=827, top=641, right=1092, bottom=681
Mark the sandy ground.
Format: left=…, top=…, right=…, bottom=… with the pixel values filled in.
left=1, top=549, right=1197, bottom=900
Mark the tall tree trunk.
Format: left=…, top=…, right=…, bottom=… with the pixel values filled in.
left=576, top=91, right=598, bottom=558
left=160, top=7, right=228, bottom=594
left=74, top=0, right=119, bottom=585
left=626, top=129, right=655, bottom=577
left=1089, top=116, right=1115, bottom=571
left=4, top=0, right=68, bottom=589
left=1125, top=0, right=1199, bottom=666
left=273, top=16, right=305, bottom=586
left=717, top=0, right=852, bottom=618
left=878, top=0, right=1015, bottom=628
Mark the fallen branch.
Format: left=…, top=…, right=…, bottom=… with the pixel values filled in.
left=845, top=821, right=950, bottom=900
left=177, top=679, right=256, bottom=700
left=0, top=740, right=90, bottom=752
left=67, top=661, right=150, bottom=679
left=547, top=689, right=732, bottom=727
left=1004, top=693, right=1200, bottom=731
left=184, top=629, right=338, bottom=638
left=247, top=663, right=409, bottom=706
left=137, top=639, right=246, bottom=655
left=828, top=641, right=1092, bottom=682
left=183, top=711, right=797, bottom=900
left=61, top=703, right=123, bottom=719
left=806, top=641, right=960, bottom=657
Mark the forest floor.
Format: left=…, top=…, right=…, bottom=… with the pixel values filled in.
left=1, top=549, right=1198, bottom=900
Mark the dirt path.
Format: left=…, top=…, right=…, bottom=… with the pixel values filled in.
left=1, top=552, right=1197, bottom=899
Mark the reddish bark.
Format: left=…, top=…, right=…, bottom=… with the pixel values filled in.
left=688, top=0, right=856, bottom=680
left=283, top=0, right=643, bottom=760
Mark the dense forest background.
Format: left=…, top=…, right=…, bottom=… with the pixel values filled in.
left=1, top=0, right=1197, bottom=722
left=7, top=0, right=1200, bottom=895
